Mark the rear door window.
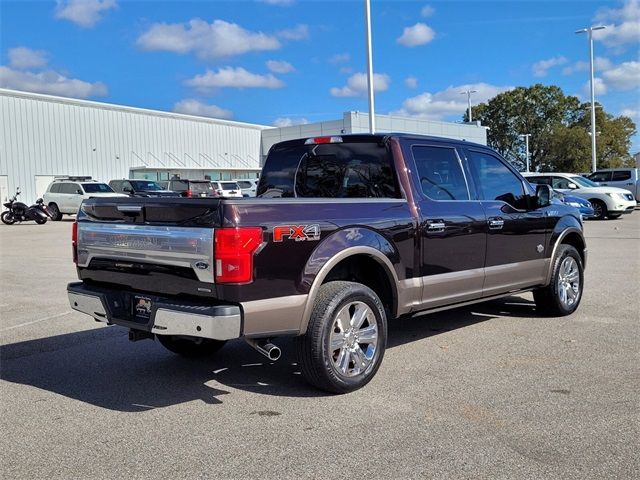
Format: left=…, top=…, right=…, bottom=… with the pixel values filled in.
left=60, top=183, right=80, bottom=194
left=258, top=140, right=399, bottom=198
left=411, top=145, right=469, bottom=200
left=590, top=172, right=612, bottom=182
left=612, top=171, right=631, bottom=181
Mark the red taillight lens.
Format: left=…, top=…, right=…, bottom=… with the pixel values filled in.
left=214, top=227, right=263, bottom=284
left=72, top=221, right=78, bottom=264
left=305, top=136, right=343, bottom=145
left=186, top=189, right=193, bottom=198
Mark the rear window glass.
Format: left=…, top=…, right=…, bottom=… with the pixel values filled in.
left=82, top=183, right=114, bottom=193
left=49, top=183, right=61, bottom=193
left=220, top=182, right=239, bottom=190
left=190, top=182, right=215, bottom=194
left=257, top=140, right=399, bottom=198
left=236, top=181, right=253, bottom=189
left=130, top=180, right=163, bottom=191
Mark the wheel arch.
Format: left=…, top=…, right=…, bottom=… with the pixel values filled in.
left=545, top=226, right=587, bottom=285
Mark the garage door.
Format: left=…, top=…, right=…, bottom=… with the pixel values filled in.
left=0, top=176, right=8, bottom=203
left=35, top=175, right=57, bottom=200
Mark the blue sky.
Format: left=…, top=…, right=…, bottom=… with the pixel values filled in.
left=1, top=0, right=639, bottom=150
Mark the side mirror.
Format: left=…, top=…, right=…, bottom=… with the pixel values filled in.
left=568, top=183, right=578, bottom=189
left=535, top=184, right=552, bottom=208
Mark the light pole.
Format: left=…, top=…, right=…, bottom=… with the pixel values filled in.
left=460, top=89, right=477, bottom=122
left=364, top=0, right=376, bottom=134
left=519, top=133, right=531, bottom=172
left=576, top=25, right=606, bottom=172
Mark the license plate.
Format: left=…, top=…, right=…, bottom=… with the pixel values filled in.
left=133, top=295, right=152, bottom=320
left=201, top=193, right=207, bottom=197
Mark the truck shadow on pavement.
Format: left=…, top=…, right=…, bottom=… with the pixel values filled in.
left=1, top=296, right=536, bottom=411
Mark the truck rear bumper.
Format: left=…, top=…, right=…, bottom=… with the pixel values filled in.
left=67, top=282, right=241, bottom=341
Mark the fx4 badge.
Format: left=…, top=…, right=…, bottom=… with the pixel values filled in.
left=273, top=224, right=321, bottom=242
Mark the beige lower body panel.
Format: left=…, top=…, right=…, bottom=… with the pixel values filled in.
left=482, top=259, right=548, bottom=297
left=241, top=295, right=308, bottom=337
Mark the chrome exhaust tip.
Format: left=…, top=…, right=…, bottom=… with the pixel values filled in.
left=245, top=338, right=281, bottom=361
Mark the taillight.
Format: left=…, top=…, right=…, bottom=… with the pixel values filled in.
left=214, top=227, right=263, bottom=284
left=72, top=221, right=78, bottom=264
left=186, top=189, right=193, bottom=198
left=305, top=136, right=343, bottom=145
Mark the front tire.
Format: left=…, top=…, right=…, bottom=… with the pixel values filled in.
left=48, top=203, right=63, bottom=221
left=533, top=245, right=584, bottom=316
left=1, top=211, right=15, bottom=225
left=295, top=281, right=387, bottom=394
left=590, top=199, right=607, bottom=220
left=35, top=217, right=47, bottom=224
left=157, top=335, right=226, bottom=358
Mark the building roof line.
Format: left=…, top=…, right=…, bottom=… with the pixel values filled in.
left=0, top=88, right=270, bottom=130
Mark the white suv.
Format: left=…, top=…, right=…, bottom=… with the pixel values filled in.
left=233, top=179, right=259, bottom=197
left=210, top=181, right=243, bottom=198
left=524, top=172, right=636, bottom=220
left=588, top=168, right=640, bottom=200
left=43, top=178, right=127, bottom=220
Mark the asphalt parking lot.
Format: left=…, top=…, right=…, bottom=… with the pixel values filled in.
left=1, top=212, right=639, bottom=479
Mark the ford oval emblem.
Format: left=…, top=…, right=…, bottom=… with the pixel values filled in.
left=195, top=261, right=209, bottom=270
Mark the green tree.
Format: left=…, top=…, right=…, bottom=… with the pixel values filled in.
left=466, top=84, right=637, bottom=172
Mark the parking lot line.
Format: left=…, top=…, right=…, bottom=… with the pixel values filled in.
left=0, top=311, right=72, bottom=332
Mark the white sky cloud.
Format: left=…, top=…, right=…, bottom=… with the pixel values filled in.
left=272, top=117, right=308, bottom=127
left=392, top=83, right=513, bottom=120
left=532, top=56, right=568, bottom=77
left=329, top=53, right=350, bottom=64
left=397, top=23, right=435, bottom=47
left=330, top=72, right=390, bottom=97
left=185, top=67, right=284, bottom=90
left=602, top=61, right=640, bottom=91
left=0, top=66, right=107, bottom=98
left=266, top=60, right=295, bottom=74
left=173, top=99, right=233, bottom=119
left=421, top=5, right=435, bottom=17
left=620, top=108, right=640, bottom=122
left=8, top=47, right=48, bottom=70
left=405, top=76, right=418, bottom=89
left=137, top=19, right=283, bottom=59
left=54, top=0, right=117, bottom=28
left=276, top=24, right=309, bottom=40
left=593, top=0, right=640, bottom=48
left=562, top=57, right=612, bottom=75
left=583, top=77, right=608, bottom=97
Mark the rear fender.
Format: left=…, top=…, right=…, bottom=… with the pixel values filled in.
left=298, top=227, right=400, bottom=334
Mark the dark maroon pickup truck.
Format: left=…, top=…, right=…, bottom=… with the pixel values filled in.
left=68, top=134, right=587, bottom=393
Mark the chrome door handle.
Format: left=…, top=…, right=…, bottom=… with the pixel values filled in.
left=426, top=221, right=446, bottom=232
left=488, top=218, right=504, bottom=230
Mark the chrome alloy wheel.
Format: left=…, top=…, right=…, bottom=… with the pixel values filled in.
left=329, top=301, right=379, bottom=377
left=558, top=257, right=580, bottom=309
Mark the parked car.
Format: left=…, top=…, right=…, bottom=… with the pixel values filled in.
left=554, top=191, right=595, bottom=219
left=43, top=177, right=127, bottom=220
left=109, top=179, right=181, bottom=198
left=523, top=172, right=635, bottom=220
left=211, top=181, right=243, bottom=198
left=68, top=134, right=587, bottom=394
left=166, top=179, right=218, bottom=198
left=233, top=179, right=259, bottom=197
left=587, top=168, right=640, bottom=201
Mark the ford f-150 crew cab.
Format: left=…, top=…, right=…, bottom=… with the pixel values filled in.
left=68, top=134, right=587, bottom=393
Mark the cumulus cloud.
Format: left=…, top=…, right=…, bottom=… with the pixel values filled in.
left=532, top=56, right=568, bottom=77
left=583, top=77, right=608, bottom=97
left=272, top=117, right=309, bottom=127
left=266, top=60, right=295, bottom=74
left=0, top=66, right=107, bottom=98
left=421, top=5, right=435, bottom=17
left=276, top=24, right=309, bottom=40
left=397, top=23, right=435, bottom=47
left=620, top=107, right=640, bottom=122
left=592, top=0, right=640, bottom=48
left=55, top=0, right=117, bottom=28
left=602, top=61, right=640, bottom=91
left=405, top=76, right=418, bottom=89
left=173, top=99, right=233, bottom=119
left=330, top=72, right=390, bottom=97
left=562, top=57, right=612, bottom=75
left=185, top=67, right=284, bottom=90
left=329, top=53, right=350, bottom=64
left=392, top=83, right=513, bottom=120
left=8, top=47, right=48, bottom=70
left=137, top=19, right=287, bottom=59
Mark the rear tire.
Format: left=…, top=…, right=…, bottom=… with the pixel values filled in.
left=1, top=211, right=15, bottom=225
left=35, top=217, right=47, bottom=225
left=590, top=199, right=607, bottom=220
left=48, top=203, right=63, bottom=221
left=157, top=335, right=226, bottom=358
left=533, top=245, right=584, bottom=317
left=295, top=281, right=387, bottom=394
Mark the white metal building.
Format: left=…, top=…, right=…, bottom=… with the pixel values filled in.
left=1, top=89, right=488, bottom=203
left=0, top=89, right=267, bottom=203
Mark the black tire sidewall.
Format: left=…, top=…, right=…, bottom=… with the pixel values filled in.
left=591, top=200, right=606, bottom=220
left=1, top=211, right=15, bottom=225
left=549, top=245, right=584, bottom=315
left=49, top=203, right=62, bottom=221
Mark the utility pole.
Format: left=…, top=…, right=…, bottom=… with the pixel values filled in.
left=576, top=25, right=606, bottom=172
left=364, top=0, right=376, bottom=134
left=519, top=133, right=531, bottom=172
left=460, top=89, right=477, bottom=122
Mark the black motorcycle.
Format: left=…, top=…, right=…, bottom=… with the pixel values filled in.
left=1, top=188, right=51, bottom=225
